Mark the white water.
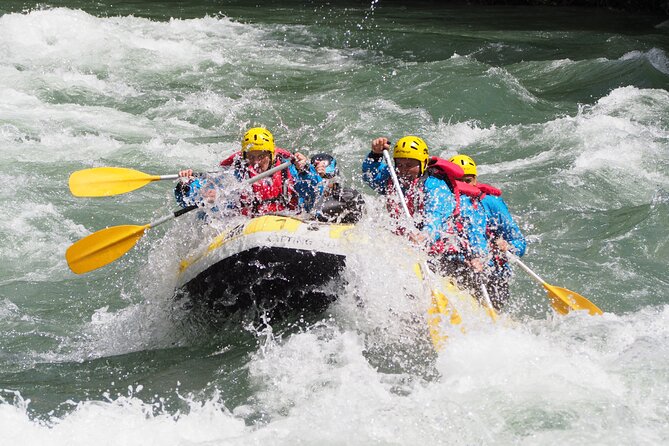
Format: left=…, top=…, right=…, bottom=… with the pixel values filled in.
left=1, top=6, right=669, bottom=445
left=4, top=306, right=669, bottom=445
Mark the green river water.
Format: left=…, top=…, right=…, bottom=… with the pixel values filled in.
left=0, top=1, right=668, bottom=444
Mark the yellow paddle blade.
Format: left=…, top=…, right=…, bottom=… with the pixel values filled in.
left=69, top=167, right=161, bottom=197
left=484, top=305, right=499, bottom=321
left=66, top=224, right=149, bottom=274
left=544, top=283, right=603, bottom=316
left=413, top=262, right=462, bottom=351
left=427, top=289, right=462, bottom=351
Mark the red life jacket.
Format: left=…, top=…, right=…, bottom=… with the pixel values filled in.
left=477, top=182, right=502, bottom=197
left=219, top=148, right=298, bottom=216
left=423, top=158, right=487, bottom=257
left=427, top=156, right=464, bottom=181
left=428, top=156, right=483, bottom=213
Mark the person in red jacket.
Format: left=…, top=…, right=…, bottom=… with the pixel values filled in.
left=175, top=127, right=321, bottom=216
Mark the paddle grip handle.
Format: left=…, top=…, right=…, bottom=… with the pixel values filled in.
left=174, top=204, right=198, bottom=218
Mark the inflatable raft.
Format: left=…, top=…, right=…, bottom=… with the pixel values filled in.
left=174, top=215, right=356, bottom=320
left=172, top=213, right=495, bottom=351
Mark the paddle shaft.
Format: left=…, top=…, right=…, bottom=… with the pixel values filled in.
left=67, top=160, right=294, bottom=274
left=147, top=160, right=295, bottom=226
left=507, top=253, right=545, bottom=284
left=146, top=161, right=293, bottom=225
left=155, top=149, right=278, bottom=184
left=507, top=252, right=603, bottom=315
left=145, top=204, right=197, bottom=228
left=69, top=149, right=237, bottom=197
left=479, top=281, right=495, bottom=310
left=382, top=150, right=413, bottom=223
left=246, top=160, right=293, bottom=182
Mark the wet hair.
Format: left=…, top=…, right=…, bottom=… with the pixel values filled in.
left=310, top=153, right=338, bottom=179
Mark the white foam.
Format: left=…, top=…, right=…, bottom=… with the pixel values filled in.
left=0, top=199, right=87, bottom=282
left=0, top=9, right=251, bottom=74
left=434, top=119, right=496, bottom=155
left=451, top=86, right=669, bottom=204
left=564, top=87, right=669, bottom=196
left=486, top=66, right=538, bottom=104
left=3, top=303, right=669, bottom=444
left=1, top=390, right=246, bottom=446
left=0, top=8, right=365, bottom=171
left=620, top=48, right=669, bottom=75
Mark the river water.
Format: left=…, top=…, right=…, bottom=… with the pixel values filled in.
left=1, top=1, right=668, bottom=444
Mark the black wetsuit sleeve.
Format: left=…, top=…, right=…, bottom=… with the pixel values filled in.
left=174, top=181, right=191, bottom=208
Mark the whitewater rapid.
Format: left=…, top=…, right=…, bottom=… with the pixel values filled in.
left=1, top=4, right=668, bottom=445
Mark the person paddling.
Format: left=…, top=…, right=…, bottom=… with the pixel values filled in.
left=362, top=136, right=490, bottom=282
left=450, top=154, right=527, bottom=309
left=175, top=127, right=321, bottom=216
left=363, top=136, right=450, bottom=246
left=310, top=153, right=365, bottom=224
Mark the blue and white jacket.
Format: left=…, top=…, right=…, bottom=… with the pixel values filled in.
left=362, top=153, right=489, bottom=257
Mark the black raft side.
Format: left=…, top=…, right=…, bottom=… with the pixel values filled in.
left=177, top=246, right=346, bottom=320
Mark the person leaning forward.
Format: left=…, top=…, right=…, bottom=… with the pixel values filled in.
left=175, top=127, right=322, bottom=216
left=362, top=136, right=489, bottom=264
left=362, top=136, right=450, bottom=246
left=450, top=154, right=526, bottom=310
left=309, top=153, right=365, bottom=224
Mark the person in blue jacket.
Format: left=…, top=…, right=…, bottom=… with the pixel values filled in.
left=310, top=153, right=365, bottom=223
left=450, top=154, right=527, bottom=309
left=362, top=137, right=490, bottom=284
left=175, top=127, right=322, bottom=217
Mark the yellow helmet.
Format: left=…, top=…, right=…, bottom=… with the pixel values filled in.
left=393, top=136, right=429, bottom=174
left=449, top=154, right=477, bottom=176
left=241, top=127, right=275, bottom=157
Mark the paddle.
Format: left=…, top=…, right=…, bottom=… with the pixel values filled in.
left=477, top=275, right=498, bottom=320
left=381, top=150, right=468, bottom=349
left=69, top=167, right=180, bottom=197
left=66, top=160, right=294, bottom=274
left=507, top=253, right=603, bottom=315
left=66, top=205, right=197, bottom=274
